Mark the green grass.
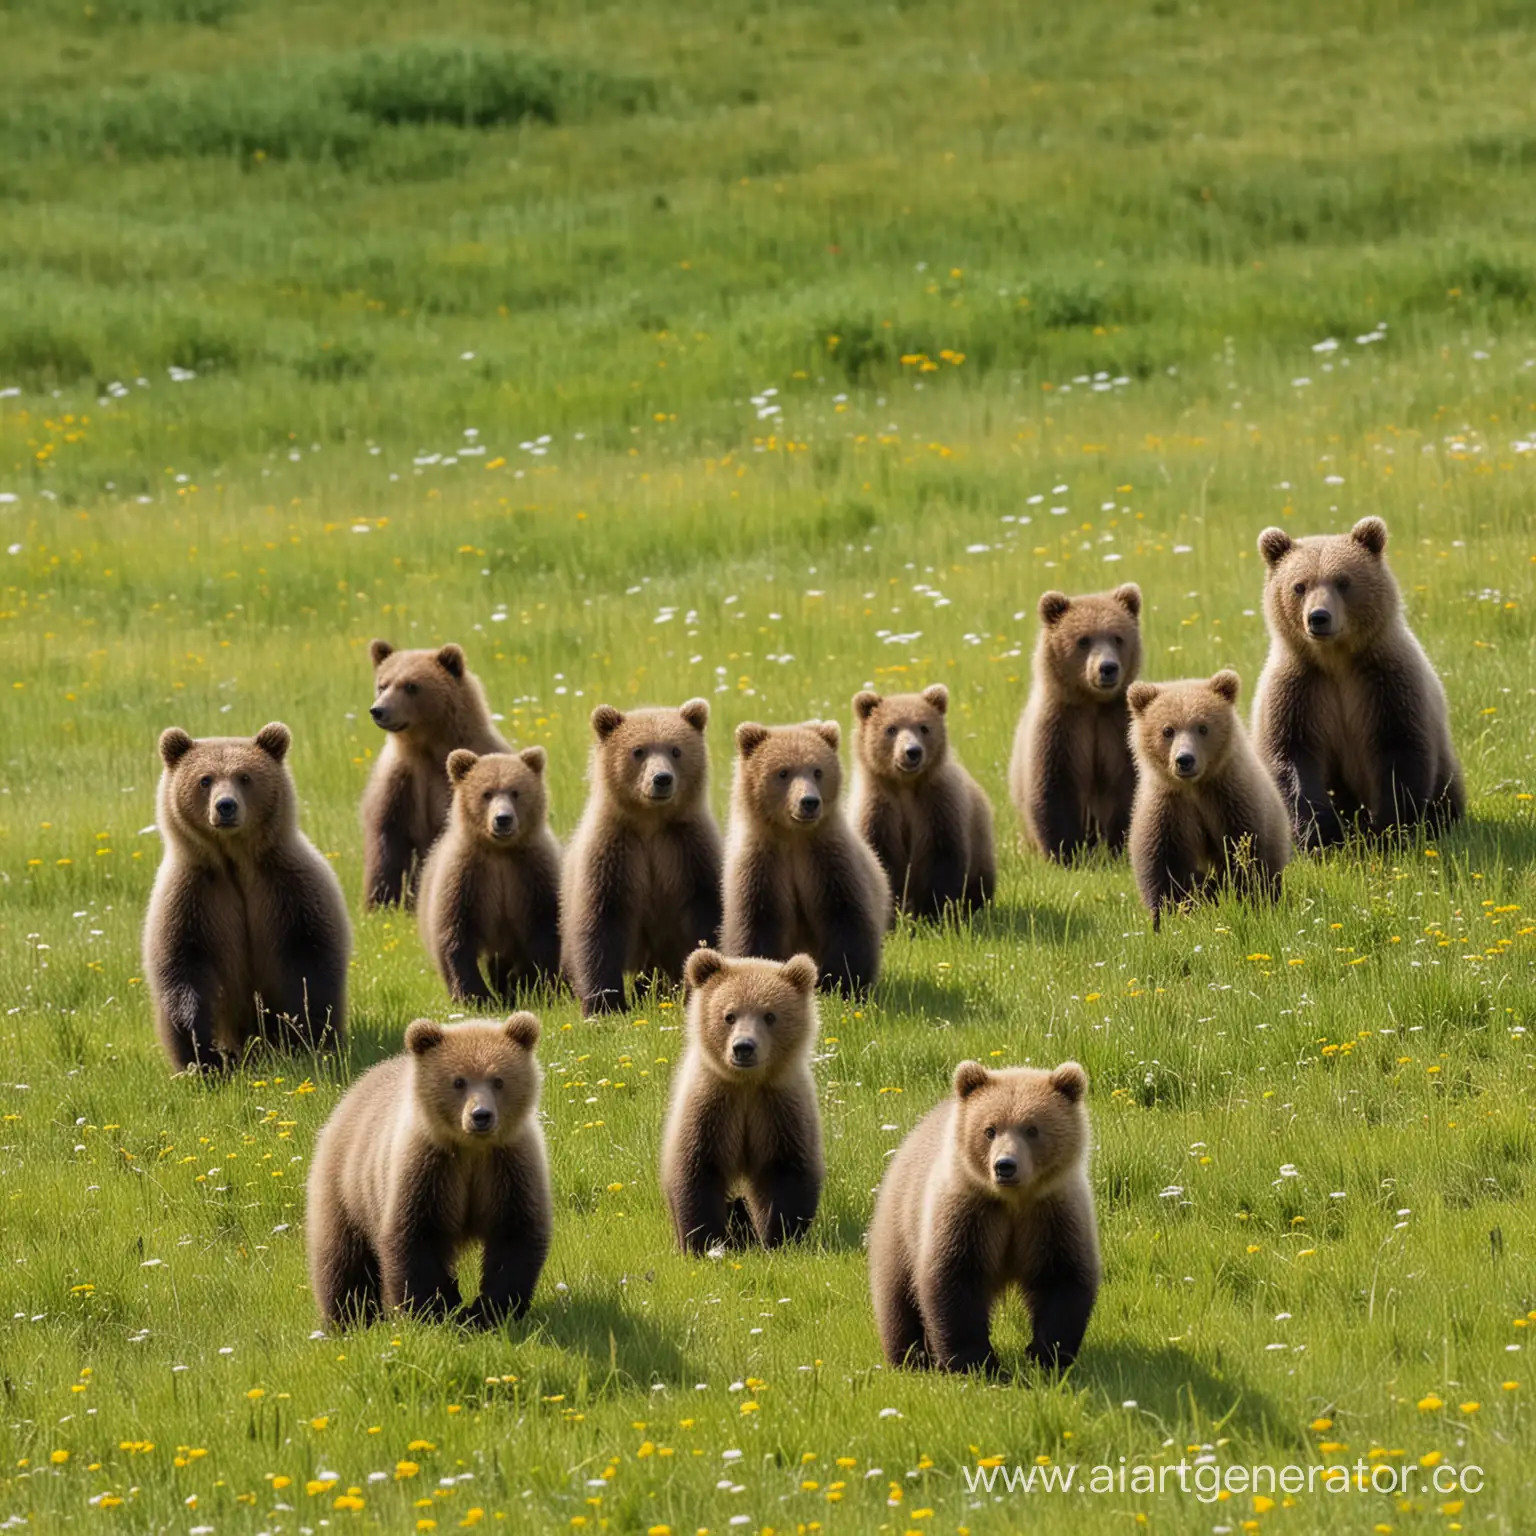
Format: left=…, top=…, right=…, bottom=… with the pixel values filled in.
left=2, top=0, right=1536, bottom=1531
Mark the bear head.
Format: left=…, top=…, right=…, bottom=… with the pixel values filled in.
left=1033, top=586, right=1143, bottom=704
left=1256, top=517, right=1398, bottom=656
left=368, top=639, right=477, bottom=742
left=1126, top=671, right=1242, bottom=787
left=683, top=948, right=819, bottom=1084
left=851, top=684, right=951, bottom=782
left=446, top=748, right=548, bottom=848
left=588, top=699, right=710, bottom=818
left=733, top=720, right=843, bottom=832
left=405, top=1012, right=542, bottom=1147
left=157, top=722, right=296, bottom=851
left=951, top=1059, right=1090, bottom=1200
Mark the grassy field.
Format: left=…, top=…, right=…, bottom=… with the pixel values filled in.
left=3, top=0, right=1536, bottom=1531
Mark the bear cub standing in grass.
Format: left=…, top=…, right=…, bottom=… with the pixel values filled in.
left=869, top=1060, right=1100, bottom=1373
left=418, top=749, right=562, bottom=1005
left=660, top=949, right=824, bottom=1253
left=722, top=720, right=890, bottom=992
left=1127, top=671, right=1291, bottom=928
left=560, top=699, right=722, bottom=1014
left=1009, top=585, right=1143, bottom=860
left=145, top=722, right=350, bottom=1070
left=362, top=639, right=509, bottom=909
left=307, top=1013, right=551, bottom=1327
left=848, top=684, right=995, bottom=917
left=1252, top=516, right=1464, bottom=846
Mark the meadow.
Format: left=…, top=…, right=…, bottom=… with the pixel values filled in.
left=2, top=0, right=1536, bottom=1530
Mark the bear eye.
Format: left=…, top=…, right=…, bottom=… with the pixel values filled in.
left=1336, top=575, right=1351, bottom=591
left=511, top=790, right=519, bottom=800
left=919, top=724, right=929, bottom=735
left=453, top=1076, right=466, bottom=1090
left=778, top=769, right=788, bottom=780
left=632, top=746, right=645, bottom=760
left=1198, top=724, right=1208, bottom=736
left=483, top=791, right=493, bottom=801
left=671, top=747, right=682, bottom=760
left=405, top=682, right=419, bottom=695
left=813, top=767, right=823, bottom=780
left=984, top=1126, right=996, bottom=1140
left=492, top=1077, right=503, bottom=1091
left=1077, top=636, right=1090, bottom=650
left=239, top=773, right=251, bottom=785
left=1024, top=1125, right=1039, bottom=1140
left=199, top=775, right=213, bottom=788
left=764, top=1012, right=776, bottom=1025
left=1113, top=634, right=1123, bottom=646
left=724, top=1011, right=736, bottom=1025
left=1162, top=726, right=1174, bottom=740
left=886, top=725, right=896, bottom=737
left=1292, top=581, right=1306, bottom=596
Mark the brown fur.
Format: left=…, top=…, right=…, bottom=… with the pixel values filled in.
left=721, top=720, right=891, bottom=993
left=559, top=700, right=722, bottom=1015
left=361, top=640, right=510, bottom=909
left=417, top=749, right=562, bottom=1004
left=1127, top=671, right=1292, bottom=928
left=1252, top=517, right=1465, bottom=846
left=869, top=1060, right=1100, bottom=1373
left=1008, top=585, right=1143, bottom=859
left=659, top=949, right=823, bottom=1253
left=143, top=723, right=350, bottom=1070
left=306, top=1013, right=551, bottom=1327
left=847, top=684, right=995, bottom=916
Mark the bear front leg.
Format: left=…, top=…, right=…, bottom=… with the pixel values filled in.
left=667, top=1161, right=734, bottom=1254
left=917, top=1259, right=997, bottom=1373
left=155, top=971, right=224, bottom=1072
left=379, top=1226, right=462, bottom=1321
left=1024, top=1272, right=1098, bottom=1370
left=1030, top=747, right=1089, bottom=862
left=1279, top=749, right=1350, bottom=848
left=745, top=1159, right=822, bottom=1247
left=472, top=1229, right=550, bottom=1327
left=365, top=827, right=416, bottom=910
left=443, top=934, right=495, bottom=1007
left=522, top=864, right=564, bottom=989
left=310, top=1213, right=381, bottom=1327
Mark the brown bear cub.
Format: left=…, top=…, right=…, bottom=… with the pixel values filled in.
left=1008, top=585, right=1144, bottom=859
left=417, top=749, right=562, bottom=1004
left=722, top=720, right=891, bottom=993
left=660, top=949, right=823, bottom=1253
left=848, top=684, right=995, bottom=917
left=144, top=723, right=350, bottom=1071
left=362, top=639, right=510, bottom=909
left=1127, top=671, right=1292, bottom=928
left=560, top=700, right=722, bottom=1015
left=869, top=1060, right=1100, bottom=1373
left=306, top=1013, right=552, bottom=1327
left=1253, top=517, right=1465, bottom=846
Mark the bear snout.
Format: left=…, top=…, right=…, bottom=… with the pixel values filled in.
left=1306, top=606, right=1335, bottom=638
left=487, top=794, right=519, bottom=840
left=1173, top=749, right=1199, bottom=779
left=793, top=792, right=822, bottom=821
left=370, top=696, right=406, bottom=732
left=991, top=1152, right=1020, bottom=1185
left=1094, top=656, right=1121, bottom=688
left=210, top=791, right=243, bottom=829
left=728, top=1033, right=759, bottom=1068
left=465, top=1102, right=498, bottom=1135
left=897, top=732, right=925, bottom=772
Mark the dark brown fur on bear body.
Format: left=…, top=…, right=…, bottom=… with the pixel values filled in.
left=721, top=720, right=890, bottom=993
left=848, top=684, right=995, bottom=916
left=660, top=949, right=823, bottom=1253
left=418, top=749, right=562, bottom=1004
left=362, top=640, right=509, bottom=910
left=1009, top=585, right=1144, bottom=860
left=560, top=700, right=722, bottom=1015
left=1127, top=671, right=1292, bottom=928
left=1252, top=517, right=1464, bottom=847
left=306, top=1013, right=551, bottom=1327
left=144, top=723, right=350, bottom=1070
left=868, top=1060, right=1100, bottom=1373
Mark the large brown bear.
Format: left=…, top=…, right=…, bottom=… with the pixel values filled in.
left=847, top=684, right=995, bottom=917
left=417, top=749, right=562, bottom=1004
left=1008, top=585, right=1143, bottom=859
left=1252, top=517, right=1464, bottom=846
left=559, top=700, right=722, bottom=1015
left=1127, top=672, right=1291, bottom=927
left=143, top=723, right=350, bottom=1071
left=362, top=639, right=509, bottom=909
left=721, top=720, right=890, bottom=993
left=659, top=949, right=823, bottom=1253
left=869, top=1060, right=1100, bottom=1373
left=306, top=1013, right=551, bottom=1327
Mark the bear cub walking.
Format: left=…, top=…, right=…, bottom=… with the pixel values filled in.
left=869, top=1060, right=1100, bottom=1373
left=307, top=1013, right=552, bottom=1327
left=660, top=949, right=824, bottom=1253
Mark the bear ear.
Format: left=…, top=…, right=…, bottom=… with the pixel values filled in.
left=518, top=745, right=547, bottom=774
left=781, top=953, right=818, bottom=993
left=159, top=727, right=195, bottom=769
left=447, top=749, right=479, bottom=784
left=1113, top=583, right=1142, bottom=619
left=1126, top=681, right=1159, bottom=715
left=735, top=722, right=770, bottom=759
left=254, top=722, right=291, bottom=762
left=812, top=720, right=841, bottom=751
left=953, top=1060, right=990, bottom=1099
left=679, top=697, right=710, bottom=731
left=1050, top=1061, right=1088, bottom=1103
left=1258, top=527, right=1294, bottom=566
left=369, top=638, right=394, bottom=668
left=504, top=1011, right=540, bottom=1051
left=1351, top=516, right=1387, bottom=556
left=921, top=683, right=949, bottom=715
left=405, top=1019, right=445, bottom=1056
left=1038, top=591, right=1071, bottom=626
left=852, top=690, right=881, bottom=722
left=591, top=704, right=625, bottom=741
left=436, top=643, right=466, bottom=679
left=684, top=947, right=726, bottom=990
left=1209, top=670, right=1241, bottom=705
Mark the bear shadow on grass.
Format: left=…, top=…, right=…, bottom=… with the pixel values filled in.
left=967, top=899, right=1108, bottom=947
left=1064, top=1339, right=1286, bottom=1436
left=528, top=1291, right=694, bottom=1384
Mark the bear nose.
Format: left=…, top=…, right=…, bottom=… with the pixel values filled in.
left=651, top=770, right=674, bottom=792
left=369, top=703, right=386, bottom=722
left=1306, top=608, right=1333, bottom=636
left=731, top=1037, right=757, bottom=1066
left=1097, top=658, right=1120, bottom=684
left=1174, top=751, right=1197, bottom=776
left=902, top=742, right=924, bottom=765
left=491, top=812, right=515, bottom=836
left=798, top=793, right=821, bottom=817
left=993, top=1155, right=1018, bottom=1183
left=469, top=1106, right=494, bottom=1131
left=214, top=796, right=239, bottom=820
